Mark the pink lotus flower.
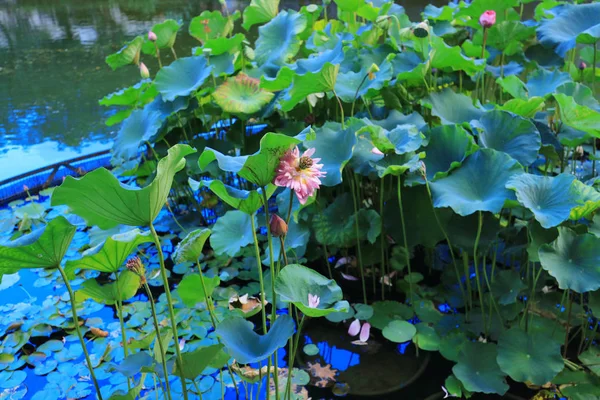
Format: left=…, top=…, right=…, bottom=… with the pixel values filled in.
left=308, top=294, right=320, bottom=308
left=274, top=147, right=325, bottom=204
left=479, top=10, right=496, bottom=28
left=579, top=61, right=587, bottom=70
left=148, top=31, right=157, bottom=42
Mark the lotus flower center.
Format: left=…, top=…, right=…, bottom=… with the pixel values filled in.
left=298, top=156, right=314, bottom=170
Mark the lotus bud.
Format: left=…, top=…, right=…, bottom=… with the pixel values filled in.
left=579, top=61, right=587, bottom=70
left=413, top=21, right=430, bottom=38
left=368, top=63, right=380, bottom=80
left=139, top=62, right=150, bottom=79
left=126, top=256, right=146, bottom=284
left=23, top=185, right=29, bottom=192
left=148, top=31, right=157, bottom=42
left=479, top=10, right=496, bottom=29
left=269, top=214, right=288, bottom=237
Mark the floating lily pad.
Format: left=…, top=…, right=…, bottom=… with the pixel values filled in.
left=453, top=342, right=508, bottom=395
left=303, top=344, right=319, bottom=356
left=369, top=300, right=413, bottom=330
left=430, top=149, right=523, bottom=216
left=382, top=320, right=416, bottom=343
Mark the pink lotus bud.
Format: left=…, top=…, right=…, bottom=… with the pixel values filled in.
left=371, top=147, right=384, bottom=156
left=269, top=214, right=288, bottom=237
left=308, top=294, right=320, bottom=308
left=348, top=319, right=361, bottom=336
left=148, top=31, right=157, bottom=42
left=140, top=62, right=150, bottom=79
left=479, top=10, right=496, bottom=29
left=359, top=322, right=371, bottom=343
left=23, top=185, right=29, bottom=191
left=579, top=61, right=587, bottom=70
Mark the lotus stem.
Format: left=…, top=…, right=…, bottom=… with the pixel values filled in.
left=250, top=214, right=268, bottom=334
left=57, top=265, right=104, bottom=400
left=142, top=281, right=173, bottom=400
left=563, top=291, right=573, bottom=358
left=170, top=47, right=178, bottom=60
left=349, top=172, right=367, bottom=304
left=473, top=211, right=487, bottom=337
left=154, top=43, right=163, bottom=69
left=332, top=90, right=345, bottom=129
left=261, top=188, right=280, bottom=400
left=114, top=276, right=131, bottom=390
left=397, top=175, right=413, bottom=307
left=593, top=41, right=598, bottom=94
left=285, top=315, right=305, bottom=400
left=351, top=73, right=370, bottom=117
left=380, top=177, right=386, bottom=301
left=149, top=223, right=189, bottom=400
left=480, top=28, right=488, bottom=103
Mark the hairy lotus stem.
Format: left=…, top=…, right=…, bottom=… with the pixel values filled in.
left=57, top=265, right=104, bottom=400
left=149, top=223, right=189, bottom=400
left=142, top=281, right=173, bottom=400
left=114, top=275, right=131, bottom=391
left=397, top=176, right=413, bottom=307
left=332, top=90, right=345, bottom=129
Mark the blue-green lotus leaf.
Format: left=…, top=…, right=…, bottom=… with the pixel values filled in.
left=172, top=228, right=211, bottom=264
left=424, top=125, right=478, bottom=180
left=370, top=124, right=424, bottom=155
left=371, top=152, right=423, bottom=178
left=280, top=63, right=339, bottom=112
left=485, top=61, right=523, bottom=77
left=242, top=0, right=279, bottom=30
left=570, top=180, right=600, bottom=220
left=382, top=320, right=417, bottom=343
left=537, top=3, right=600, bottom=56
left=255, top=11, right=306, bottom=67
left=525, top=69, right=571, bottom=98
left=430, top=35, right=484, bottom=76
left=424, top=89, right=484, bottom=125
left=497, top=327, right=563, bottom=385
left=554, top=93, right=600, bottom=138
left=145, top=95, right=190, bottom=119
left=193, top=180, right=276, bottom=215
left=475, top=110, right=541, bottom=166
left=0, top=216, right=75, bottom=275
left=154, top=56, right=213, bottom=102
left=275, top=264, right=349, bottom=317
left=490, top=270, right=526, bottom=305
left=334, top=56, right=393, bottom=102
left=430, top=149, right=523, bottom=216
left=506, top=174, right=578, bottom=228
left=292, top=40, right=345, bottom=75
left=372, top=110, right=427, bottom=131
left=199, top=133, right=301, bottom=187
left=556, top=82, right=600, bottom=111
left=114, top=352, right=154, bottom=378
left=112, top=108, right=163, bottom=164
left=349, top=130, right=383, bottom=177
left=210, top=211, right=254, bottom=257
left=215, top=315, right=295, bottom=364
left=391, top=50, right=428, bottom=85
left=453, top=342, right=508, bottom=395
left=52, top=144, right=195, bottom=229
left=539, top=227, right=600, bottom=293
left=303, top=122, right=357, bottom=186
left=64, top=229, right=153, bottom=279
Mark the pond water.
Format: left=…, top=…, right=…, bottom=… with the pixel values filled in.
left=0, top=0, right=445, bottom=181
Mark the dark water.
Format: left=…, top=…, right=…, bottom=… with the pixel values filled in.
left=0, top=0, right=445, bottom=180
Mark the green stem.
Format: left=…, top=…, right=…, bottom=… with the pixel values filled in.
left=473, top=211, right=486, bottom=337
left=593, top=41, right=598, bottom=94
left=397, top=175, right=413, bottom=306
left=285, top=315, right=306, bottom=400
left=114, top=276, right=131, bottom=390
left=480, top=28, right=488, bottom=103
left=57, top=265, right=103, bottom=400
left=250, top=215, right=268, bottom=334
left=349, top=173, right=367, bottom=304
left=143, top=281, right=173, bottom=400
left=170, top=47, right=178, bottom=60
left=149, top=223, right=189, bottom=400
left=379, top=177, right=386, bottom=301
left=332, top=90, right=345, bottom=129
left=563, top=291, right=573, bottom=358
left=154, top=43, right=163, bottom=68
left=351, top=74, right=370, bottom=117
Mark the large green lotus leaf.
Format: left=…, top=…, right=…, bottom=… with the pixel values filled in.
left=424, top=125, right=478, bottom=180
left=292, top=40, right=345, bottom=75
left=334, top=56, right=394, bottom=102
left=313, top=194, right=381, bottom=247
left=255, top=11, right=306, bottom=67
left=453, top=342, right=509, bottom=395
left=281, top=63, right=339, bottom=112
left=384, top=185, right=453, bottom=249
left=199, top=133, right=301, bottom=187
left=242, top=0, right=279, bottom=30
left=445, top=211, right=501, bottom=252
left=382, top=320, right=417, bottom=343
left=194, top=179, right=276, bottom=215
left=112, top=108, right=164, bottom=164
left=485, top=21, right=535, bottom=54
left=505, top=173, right=578, bottom=228
left=555, top=93, right=600, bottom=138
left=141, top=20, right=181, bottom=55
left=537, top=2, right=600, bottom=56
left=99, top=81, right=151, bottom=107
left=64, top=229, right=153, bottom=279
left=154, top=56, right=212, bottom=102
left=172, top=228, right=211, bottom=264
left=371, top=152, right=423, bottom=178
left=75, top=270, right=140, bottom=305
left=52, top=144, right=195, bottom=229
left=0, top=216, right=75, bottom=275
left=498, top=97, right=545, bottom=118
left=106, top=36, right=144, bottom=70
left=423, top=89, right=484, bottom=125
left=176, top=344, right=225, bottom=380
left=539, top=227, right=600, bottom=293
left=476, top=110, right=541, bottom=166
left=570, top=180, right=600, bottom=220
left=490, top=270, right=526, bottom=305
left=349, top=128, right=383, bottom=177
left=556, top=82, right=600, bottom=111
left=372, top=110, right=427, bottom=131
left=391, top=50, right=428, bottom=85
left=189, top=11, right=233, bottom=42
left=497, top=75, right=528, bottom=100
left=429, top=35, right=484, bottom=76
left=579, top=347, right=600, bottom=377
left=213, top=74, right=274, bottom=114
left=198, top=33, right=245, bottom=56
left=303, top=122, right=357, bottom=186
left=368, top=124, right=424, bottom=155
left=527, top=220, right=558, bottom=263
left=177, top=274, right=220, bottom=307
left=275, top=264, right=349, bottom=317
left=497, top=327, right=563, bottom=385
left=210, top=211, right=255, bottom=257
left=430, top=149, right=523, bottom=216
left=215, top=315, right=295, bottom=364
left=526, top=69, right=571, bottom=98
left=260, top=66, right=295, bottom=92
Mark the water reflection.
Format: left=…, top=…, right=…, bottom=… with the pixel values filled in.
left=0, top=0, right=442, bottom=180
